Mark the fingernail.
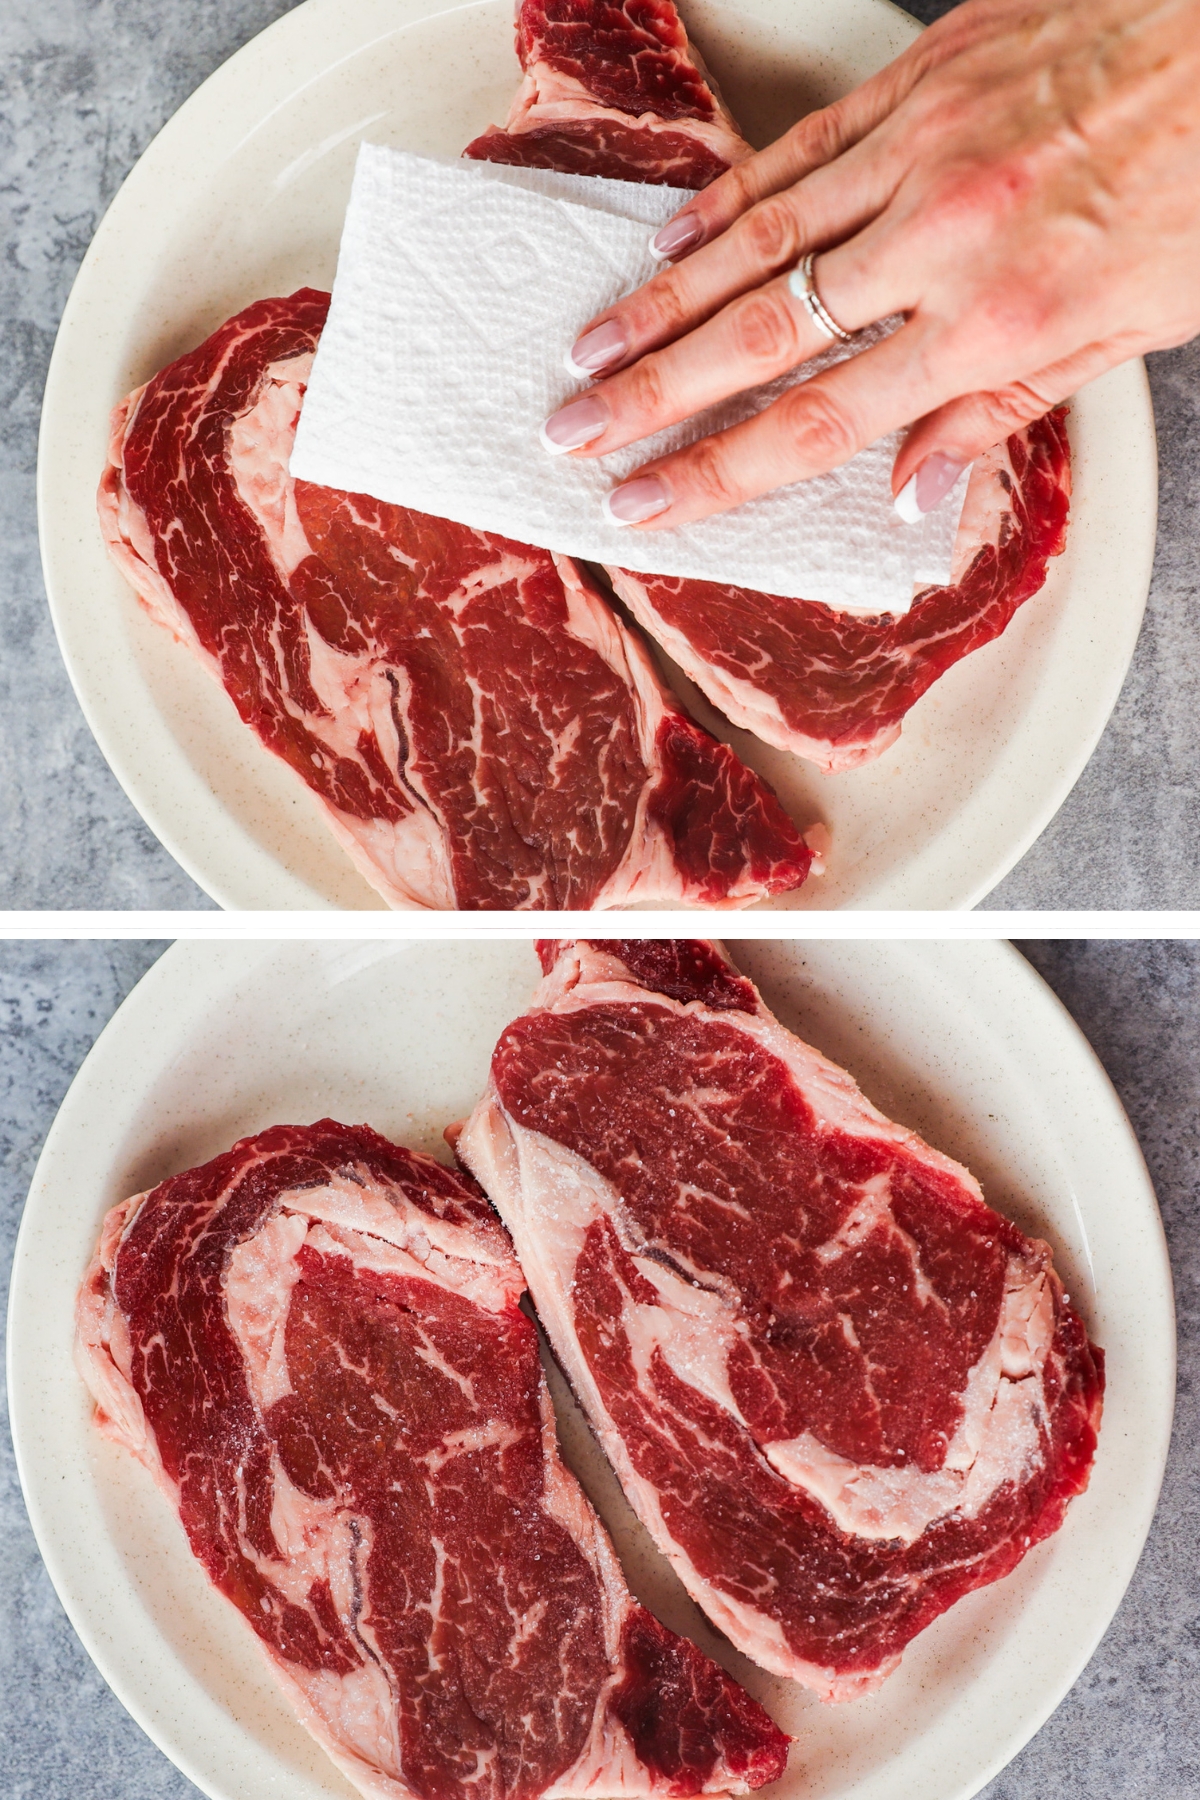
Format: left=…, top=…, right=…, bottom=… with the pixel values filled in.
left=565, top=319, right=628, bottom=377
left=894, top=452, right=967, bottom=522
left=917, top=451, right=967, bottom=511
left=604, top=474, right=671, bottom=526
left=649, top=213, right=702, bottom=261
left=540, top=392, right=611, bottom=455
left=893, top=475, right=922, bottom=524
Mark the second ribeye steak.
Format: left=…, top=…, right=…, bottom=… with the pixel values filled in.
left=459, top=939, right=1105, bottom=1702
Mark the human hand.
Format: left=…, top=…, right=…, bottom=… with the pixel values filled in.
left=540, top=0, right=1200, bottom=529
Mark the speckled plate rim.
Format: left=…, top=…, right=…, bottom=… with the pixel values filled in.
left=34, top=0, right=1158, bottom=912
left=7, top=938, right=1176, bottom=1800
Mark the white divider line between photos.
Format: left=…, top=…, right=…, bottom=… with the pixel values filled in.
left=0, top=911, right=1197, bottom=940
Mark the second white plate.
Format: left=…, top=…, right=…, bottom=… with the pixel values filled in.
left=8, top=939, right=1175, bottom=1800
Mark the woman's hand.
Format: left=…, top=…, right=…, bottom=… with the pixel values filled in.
left=540, top=0, right=1200, bottom=529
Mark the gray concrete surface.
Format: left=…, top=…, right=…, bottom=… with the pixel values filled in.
left=0, top=0, right=1196, bottom=908
left=1, top=939, right=1198, bottom=1797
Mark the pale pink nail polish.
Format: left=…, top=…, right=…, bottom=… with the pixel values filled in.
left=566, top=320, right=628, bottom=377
left=894, top=453, right=967, bottom=522
left=649, top=213, right=702, bottom=261
left=540, top=392, right=611, bottom=455
left=916, top=452, right=967, bottom=511
left=604, top=475, right=671, bottom=526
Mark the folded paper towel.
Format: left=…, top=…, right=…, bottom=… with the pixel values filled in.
left=289, top=145, right=969, bottom=615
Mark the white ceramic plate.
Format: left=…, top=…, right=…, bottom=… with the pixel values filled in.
left=8, top=939, right=1174, bottom=1800
left=36, top=0, right=1157, bottom=911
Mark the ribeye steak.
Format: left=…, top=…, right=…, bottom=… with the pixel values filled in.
left=76, top=1119, right=791, bottom=1800
left=458, top=940, right=1105, bottom=1702
left=99, top=292, right=814, bottom=909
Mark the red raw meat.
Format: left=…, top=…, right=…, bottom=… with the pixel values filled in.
left=458, top=940, right=1105, bottom=1703
left=607, top=419, right=1072, bottom=771
left=75, top=1119, right=790, bottom=1800
left=99, top=291, right=814, bottom=909
left=464, top=0, right=752, bottom=185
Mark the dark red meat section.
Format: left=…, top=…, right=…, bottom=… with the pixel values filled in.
left=612, top=1609, right=785, bottom=1787
left=280, top=1245, right=613, bottom=1798
left=464, top=0, right=744, bottom=185
left=536, top=937, right=760, bottom=1012
left=516, top=0, right=717, bottom=118
left=642, top=713, right=811, bottom=906
left=465, top=119, right=731, bottom=187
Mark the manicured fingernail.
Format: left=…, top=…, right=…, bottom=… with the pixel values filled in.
left=649, top=213, right=702, bottom=261
left=604, top=475, right=671, bottom=526
left=894, top=453, right=967, bottom=522
left=893, top=475, right=922, bottom=524
left=565, top=320, right=628, bottom=377
left=540, top=392, right=611, bottom=455
left=917, top=452, right=967, bottom=511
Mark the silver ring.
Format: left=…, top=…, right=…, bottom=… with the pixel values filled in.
left=788, top=252, right=855, bottom=344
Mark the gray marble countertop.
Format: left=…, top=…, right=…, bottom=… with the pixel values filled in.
left=1, top=938, right=1198, bottom=1797
left=1, top=0, right=1198, bottom=909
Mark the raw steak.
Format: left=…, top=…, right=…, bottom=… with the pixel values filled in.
left=606, top=419, right=1072, bottom=771
left=98, top=291, right=814, bottom=909
left=464, top=0, right=753, bottom=186
left=458, top=940, right=1105, bottom=1703
left=474, top=0, right=1074, bottom=770
left=75, top=1119, right=791, bottom=1800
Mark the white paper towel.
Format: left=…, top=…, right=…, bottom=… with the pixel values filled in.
left=290, top=145, right=969, bottom=615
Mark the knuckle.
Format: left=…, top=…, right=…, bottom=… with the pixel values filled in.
left=932, top=269, right=1060, bottom=367
left=729, top=289, right=803, bottom=369
left=684, top=437, right=743, bottom=512
left=640, top=271, right=691, bottom=340
left=623, top=354, right=669, bottom=422
left=911, top=164, right=996, bottom=245
left=742, top=195, right=802, bottom=269
left=786, top=104, right=842, bottom=167
left=973, top=285, right=1057, bottom=352
left=724, top=161, right=761, bottom=216
left=922, top=152, right=1046, bottom=245
left=778, top=384, right=860, bottom=467
left=977, top=380, right=1052, bottom=434
left=909, top=84, right=974, bottom=154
